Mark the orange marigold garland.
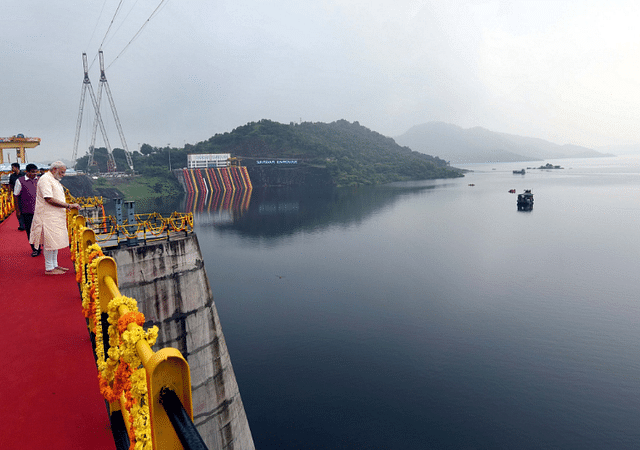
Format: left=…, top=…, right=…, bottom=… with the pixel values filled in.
left=118, top=312, right=146, bottom=334
left=74, top=226, right=157, bottom=450
left=99, top=295, right=157, bottom=450
left=98, top=357, right=132, bottom=403
left=81, top=245, right=105, bottom=326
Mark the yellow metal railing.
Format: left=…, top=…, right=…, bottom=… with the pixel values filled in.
left=65, top=191, right=104, bottom=208
left=69, top=207, right=201, bottom=450
left=84, top=212, right=194, bottom=245
left=64, top=192, right=194, bottom=246
left=1, top=183, right=15, bottom=222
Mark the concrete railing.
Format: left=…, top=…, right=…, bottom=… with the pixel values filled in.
left=69, top=207, right=209, bottom=450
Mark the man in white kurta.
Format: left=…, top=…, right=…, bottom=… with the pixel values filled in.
left=29, top=161, right=80, bottom=275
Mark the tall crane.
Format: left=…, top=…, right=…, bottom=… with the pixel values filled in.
left=0, top=134, right=41, bottom=164
left=71, top=51, right=134, bottom=172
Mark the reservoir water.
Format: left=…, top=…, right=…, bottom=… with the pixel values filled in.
left=188, top=155, right=640, bottom=449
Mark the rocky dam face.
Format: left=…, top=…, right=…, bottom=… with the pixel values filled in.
left=103, top=233, right=255, bottom=450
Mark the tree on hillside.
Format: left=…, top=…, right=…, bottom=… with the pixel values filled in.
left=182, top=119, right=462, bottom=186
left=79, top=120, right=460, bottom=186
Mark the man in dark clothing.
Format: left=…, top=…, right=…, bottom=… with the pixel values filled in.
left=9, top=162, right=26, bottom=230
left=13, top=163, right=41, bottom=256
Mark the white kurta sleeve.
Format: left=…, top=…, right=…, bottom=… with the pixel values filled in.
left=40, top=175, right=54, bottom=198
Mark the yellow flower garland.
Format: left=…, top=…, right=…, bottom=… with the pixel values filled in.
left=83, top=252, right=154, bottom=449
left=105, top=295, right=158, bottom=450
left=70, top=208, right=179, bottom=450
left=129, top=368, right=153, bottom=450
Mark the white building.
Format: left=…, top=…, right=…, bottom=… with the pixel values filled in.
left=187, top=153, right=231, bottom=169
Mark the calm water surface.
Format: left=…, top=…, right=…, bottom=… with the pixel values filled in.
left=189, top=156, right=640, bottom=449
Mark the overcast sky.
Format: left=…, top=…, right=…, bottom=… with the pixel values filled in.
left=2, top=0, right=639, bottom=163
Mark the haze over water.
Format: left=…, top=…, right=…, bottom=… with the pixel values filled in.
left=191, top=155, right=640, bottom=449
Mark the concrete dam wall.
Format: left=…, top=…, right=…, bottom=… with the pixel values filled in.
left=174, top=163, right=335, bottom=192
left=245, top=163, right=334, bottom=188
left=174, top=167, right=252, bottom=194
left=103, top=234, right=255, bottom=450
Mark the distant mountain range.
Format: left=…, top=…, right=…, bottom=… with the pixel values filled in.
left=394, top=122, right=614, bottom=164
left=595, top=144, right=640, bottom=155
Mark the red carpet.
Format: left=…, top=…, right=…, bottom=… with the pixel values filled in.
left=0, top=213, right=115, bottom=449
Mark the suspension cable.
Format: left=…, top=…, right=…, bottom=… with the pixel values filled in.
left=99, top=0, right=125, bottom=51
left=107, top=0, right=170, bottom=69
left=103, top=0, right=143, bottom=50
left=86, top=0, right=110, bottom=54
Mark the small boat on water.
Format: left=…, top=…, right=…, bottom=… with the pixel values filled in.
left=517, top=189, right=534, bottom=210
left=513, top=169, right=525, bottom=174
left=508, top=189, right=516, bottom=193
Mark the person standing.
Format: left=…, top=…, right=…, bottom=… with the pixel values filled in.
left=13, top=163, right=41, bottom=256
left=9, top=162, right=26, bottom=230
left=29, top=161, right=80, bottom=275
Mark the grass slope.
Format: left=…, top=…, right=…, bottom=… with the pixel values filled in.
left=92, top=175, right=181, bottom=200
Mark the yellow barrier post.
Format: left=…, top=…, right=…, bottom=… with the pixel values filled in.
left=74, top=214, right=86, bottom=229
left=79, top=227, right=97, bottom=328
left=80, top=226, right=95, bottom=250
left=146, top=348, right=194, bottom=449
left=97, top=258, right=194, bottom=450
left=95, top=257, right=122, bottom=419
left=72, top=215, right=86, bottom=271
left=68, top=208, right=79, bottom=241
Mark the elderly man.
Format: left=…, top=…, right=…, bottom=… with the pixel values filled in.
left=29, top=161, right=80, bottom=275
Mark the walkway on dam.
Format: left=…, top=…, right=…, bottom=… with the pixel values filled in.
left=0, top=214, right=114, bottom=449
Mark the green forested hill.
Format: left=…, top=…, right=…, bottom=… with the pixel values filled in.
left=191, top=119, right=463, bottom=186
left=76, top=119, right=463, bottom=188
